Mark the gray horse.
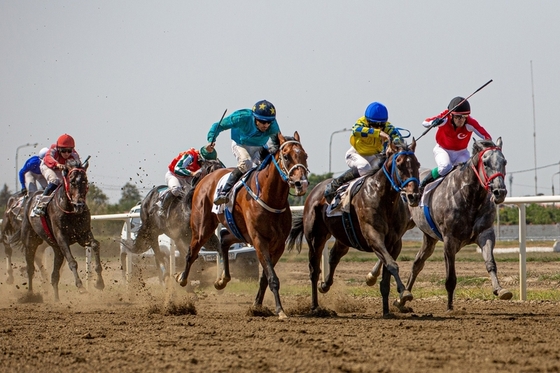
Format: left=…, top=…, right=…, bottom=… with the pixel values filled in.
left=125, top=159, right=224, bottom=283
left=366, top=137, right=512, bottom=311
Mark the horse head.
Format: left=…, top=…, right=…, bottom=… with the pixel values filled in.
left=383, top=138, right=421, bottom=206
left=276, top=131, right=309, bottom=196
left=471, top=137, right=507, bottom=204
left=62, top=159, right=89, bottom=214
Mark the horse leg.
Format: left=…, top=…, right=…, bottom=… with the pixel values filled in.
left=5, top=242, right=14, bottom=285
left=56, top=240, right=84, bottom=293
left=365, top=260, right=382, bottom=287
left=35, top=244, right=50, bottom=283
left=380, top=264, right=393, bottom=317
left=51, top=249, right=65, bottom=302
left=25, top=244, right=38, bottom=295
left=214, top=236, right=231, bottom=290
left=478, top=228, right=512, bottom=300
left=394, top=234, right=437, bottom=311
left=89, top=238, right=105, bottom=290
left=151, top=236, right=169, bottom=285
left=443, top=237, right=460, bottom=311
left=318, top=240, right=349, bottom=294
left=256, top=247, right=287, bottom=319
left=254, top=268, right=269, bottom=307
left=306, top=232, right=330, bottom=311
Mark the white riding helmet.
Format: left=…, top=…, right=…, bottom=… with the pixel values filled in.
left=38, top=147, right=49, bottom=159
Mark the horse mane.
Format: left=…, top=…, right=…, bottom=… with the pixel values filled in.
left=472, top=139, right=495, bottom=154
left=66, top=158, right=82, bottom=169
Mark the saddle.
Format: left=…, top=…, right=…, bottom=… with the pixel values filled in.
left=326, top=176, right=367, bottom=217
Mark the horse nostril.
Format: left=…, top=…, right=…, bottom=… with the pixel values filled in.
left=295, top=181, right=302, bottom=188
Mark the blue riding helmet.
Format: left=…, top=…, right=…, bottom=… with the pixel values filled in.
left=252, top=100, right=276, bottom=121
left=365, top=102, right=388, bottom=122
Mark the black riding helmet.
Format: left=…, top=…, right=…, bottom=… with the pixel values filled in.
left=448, top=97, right=471, bottom=115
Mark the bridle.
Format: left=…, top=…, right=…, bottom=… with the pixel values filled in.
left=382, top=149, right=419, bottom=192
left=471, top=146, right=506, bottom=191
left=271, top=140, right=309, bottom=188
left=57, top=167, right=89, bottom=214
left=241, top=140, right=309, bottom=214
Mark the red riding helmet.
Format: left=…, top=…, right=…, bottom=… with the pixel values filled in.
left=57, top=134, right=75, bottom=148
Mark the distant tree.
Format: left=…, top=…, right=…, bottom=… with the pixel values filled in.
left=86, top=183, right=109, bottom=215
left=288, top=172, right=332, bottom=206
left=0, top=183, right=12, bottom=216
left=118, top=182, right=142, bottom=211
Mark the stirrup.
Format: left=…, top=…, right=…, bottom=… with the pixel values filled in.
left=213, top=193, right=230, bottom=205
left=32, top=205, right=45, bottom=217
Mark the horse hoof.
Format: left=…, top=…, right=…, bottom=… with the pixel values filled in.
left=318, top=283, right=329, bottom=294
left=400, top=290, right=413, bottom=303
left=95, top=280, right=105, bottom=290
left=6, top=276, right=14, bottom=285
left=497, top=289, right=513, bottom=300
left=365, top=273, right=377, bottom=287
left=278, top=310, right=288, bottom=319
left=176, top=272, right=188, bottom=287
left=214, top=280, right=227, bottom=290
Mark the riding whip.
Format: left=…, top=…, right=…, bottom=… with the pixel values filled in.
left=210, top=108, right=228, bottom=145
left=416, top=79, right=493, bottom=141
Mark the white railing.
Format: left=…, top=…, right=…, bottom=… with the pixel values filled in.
left=498, top=196, right=560, bottom=300
left=4, top=198, right=559, bottom=299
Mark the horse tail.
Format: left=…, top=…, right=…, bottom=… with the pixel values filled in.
left=286, top=215, right=304, bottom=253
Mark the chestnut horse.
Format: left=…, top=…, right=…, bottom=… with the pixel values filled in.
left=287, top=139, right=421, bottom=317
left=19, top=158, right=104, bottom=301
left=178, top=132, right=309, bottom=319
left=366, top=138, right=511, bottom=311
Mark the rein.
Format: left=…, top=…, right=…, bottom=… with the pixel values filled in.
left=241, top=140, right=309, bottom=214
left=470, top=146, right=505, bottom=191
left=381, top=150, right=419, bottom=192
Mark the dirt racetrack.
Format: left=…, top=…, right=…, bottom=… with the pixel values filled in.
left=1, top=253, right=560, bottom=373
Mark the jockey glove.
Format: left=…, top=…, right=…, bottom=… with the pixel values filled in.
left=431, top=118, right=444, bottom=127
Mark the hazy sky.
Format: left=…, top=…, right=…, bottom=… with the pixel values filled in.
left=2, top=1, right=559, bottom=203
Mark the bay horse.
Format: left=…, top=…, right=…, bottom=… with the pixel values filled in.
left=19, top=158, right=104, bottom=301
left=178, top=132, right=309, bottom=319
left=286, top=139, right=421, bottom=317
left=1, top=192, right=48, bottom=284
left=126, top=159, right=224, bottom=282
left=366, top=137, right=511, bottom=311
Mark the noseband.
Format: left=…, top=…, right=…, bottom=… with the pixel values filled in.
left=382, top=150, right=419, bottom=192
left=471, top=146, right=505, bottom=191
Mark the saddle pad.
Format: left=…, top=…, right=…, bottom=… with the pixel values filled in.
left=211, top=173, right=231, bottom=215
left=419, top=178, right=444, bottom=207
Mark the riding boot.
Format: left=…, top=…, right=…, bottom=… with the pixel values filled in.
left=32, top=182, right=58, bottom=216
left=324, top=167, right=360, bottom=203
left=157, top=192, right=175, bottom=217
left=419, top=167, right=440, bottom=194
left=214, top=168, right=243, bottom=205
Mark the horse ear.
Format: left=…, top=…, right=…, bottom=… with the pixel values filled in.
left=293, top=131, right=300, bottom=142
left=410, top=137, right=416, bottom=152
left=496, top=137, right=503, bottom=149
left=277, top=132, right=285, bottom=143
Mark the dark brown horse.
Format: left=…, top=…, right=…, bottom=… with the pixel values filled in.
left=1, top=192, right=48, bottom=284
left=287, top=139, right=421, bottom=317
left=366, top=138, right=511, bottom=311
left=178, top=132, right=309, bottom=319
left=126, top=159, right=224, bottom=282
left=19, top=158, right=104, bottom=301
